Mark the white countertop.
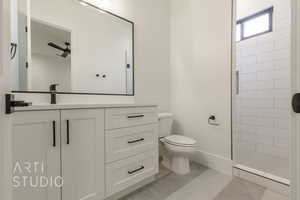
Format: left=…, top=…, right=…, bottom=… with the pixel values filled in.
left=15, top=103, right=158, bottom=111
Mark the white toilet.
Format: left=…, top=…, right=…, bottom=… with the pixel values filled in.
left=159, top=113, right=197, bottom=175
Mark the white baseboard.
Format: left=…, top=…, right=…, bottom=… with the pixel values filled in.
left=191, top=150, right=233, bottom=176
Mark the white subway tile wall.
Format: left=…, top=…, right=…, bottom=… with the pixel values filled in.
left=235, top=2, right=291, bottom=179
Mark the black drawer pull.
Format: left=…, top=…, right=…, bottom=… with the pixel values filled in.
left=52, top=121, right=56, bottom=147
left=66, top=120, right=70, bottom=145
left=128, top=138, right=145, bottom=144
left=128, top=166, right=145, bottom=175
left=127, top=114, right=145, bottom=119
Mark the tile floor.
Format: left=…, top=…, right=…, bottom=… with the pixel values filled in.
left=120, top=164, right=289, bottom=200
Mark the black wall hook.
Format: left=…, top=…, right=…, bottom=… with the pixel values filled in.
left=10, top=43, right=17, bottom=60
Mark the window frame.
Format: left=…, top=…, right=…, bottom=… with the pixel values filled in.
left=237, top=7, right=274, bottom=42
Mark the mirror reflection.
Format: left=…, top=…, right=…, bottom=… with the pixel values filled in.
left=10, top=0, right=134, bottom=95
left=30, top=20, right=71, bottom=92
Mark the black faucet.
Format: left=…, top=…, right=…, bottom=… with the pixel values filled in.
left=49, top=84, right=59, bottom=104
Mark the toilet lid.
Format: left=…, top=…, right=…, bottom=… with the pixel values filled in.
left=164, top=135, right=197, bottom=146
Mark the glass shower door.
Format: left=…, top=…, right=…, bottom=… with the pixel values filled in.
left=233, top=0, right=291, bottom=182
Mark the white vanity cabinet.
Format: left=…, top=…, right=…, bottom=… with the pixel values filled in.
left=105, top=124, right=158, bottom=163
left=61, top=109, right=105, bottom=200
left=104, top=107, right=159, bottom=196
left=12, top=109, right=106, bottom=200
left=12, top=111, right=61, bottom=200
left=12, top=105, right=158, bottom=200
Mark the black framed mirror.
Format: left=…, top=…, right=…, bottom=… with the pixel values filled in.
left=10, top=0, right=134, bottom=96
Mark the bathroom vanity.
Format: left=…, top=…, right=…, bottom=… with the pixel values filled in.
left=12, top=104, right=159, bottom=200
left=9, top=1, right=159, bottom=199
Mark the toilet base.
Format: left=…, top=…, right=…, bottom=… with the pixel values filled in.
left=171, top=156, right=191, bottom=175
left=161, top=155, right=191, bottom=175
left=161, top=155, right=171, bottom=169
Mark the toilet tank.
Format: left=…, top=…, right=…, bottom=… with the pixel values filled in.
left=158, top=113, right=173, bottom=137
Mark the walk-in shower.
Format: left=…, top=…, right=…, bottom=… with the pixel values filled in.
left=233, top=0, right=291, bottom=186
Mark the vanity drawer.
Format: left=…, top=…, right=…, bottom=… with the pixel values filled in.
left=105, top=124, right=158, bottom=163
left=105, top=107, right=158, bottom=130
left=105, top=150, right=158, bottom=196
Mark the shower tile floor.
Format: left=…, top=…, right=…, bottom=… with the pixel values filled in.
left=120, top=164, right=289, bottom=200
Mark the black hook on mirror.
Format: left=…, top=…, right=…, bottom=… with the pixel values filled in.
left=10, top=42, right=17, bottom=60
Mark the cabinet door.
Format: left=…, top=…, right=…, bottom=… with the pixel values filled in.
left=12, top=111, right=61, bottom=200
left=61, top=109, right=105, bottom=200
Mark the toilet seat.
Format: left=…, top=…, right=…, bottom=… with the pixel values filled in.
left=164, top=135, right=196, bottom=147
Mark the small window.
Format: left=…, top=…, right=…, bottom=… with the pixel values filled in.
left=237, top=7, right=273, bottom=41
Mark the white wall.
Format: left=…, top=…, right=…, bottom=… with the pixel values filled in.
left=0, top=0, right=12, bottom=199
left=235, top=0, right=291, bottom=179
left=100, top=0, right=170, bottom=108
left=291, top=1, right=300, bottom=199
left=15, top=0, right=170, bottom=111
left=170, top=0, right=233, bottom=173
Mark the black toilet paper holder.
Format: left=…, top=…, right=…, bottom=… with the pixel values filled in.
left=208, top=115, right=220, bottom=126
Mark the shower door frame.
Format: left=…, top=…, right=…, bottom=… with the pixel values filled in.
left=231, top=0, right=299, bottom=198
